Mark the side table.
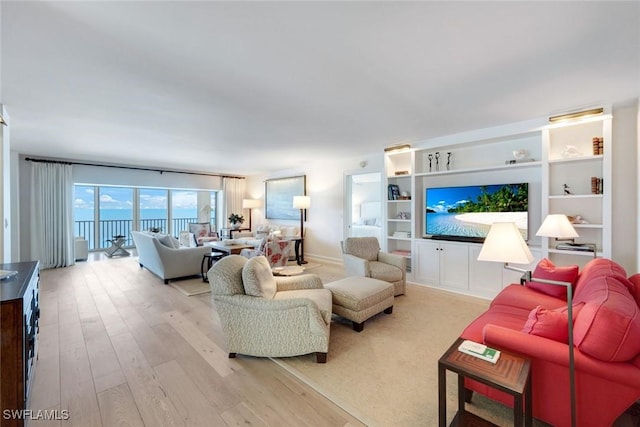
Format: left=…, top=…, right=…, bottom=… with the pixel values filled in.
left=201, top=251, right=225, bottom=282
left=438, top=337, right=532, bottom=427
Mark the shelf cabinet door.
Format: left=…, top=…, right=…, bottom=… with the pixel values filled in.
left=439, top=242, right=469, bottom=290
left=415, top=240, right=440, bottom=285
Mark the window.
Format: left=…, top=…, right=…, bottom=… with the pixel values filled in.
left=171, top=190, right=198, bottom=233
left=99, top=187, right=133, bottom=248
left=73, top=185, right=219, bottom=250
left=140, top=188, right=168, bottom=233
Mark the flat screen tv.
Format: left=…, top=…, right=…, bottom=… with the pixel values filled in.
left=424, top=183, right=528, bottom=243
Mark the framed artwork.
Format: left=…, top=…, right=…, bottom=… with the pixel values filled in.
left=265, top=175, right=306, bottom=220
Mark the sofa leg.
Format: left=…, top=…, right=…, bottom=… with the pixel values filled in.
left=464, top=388, right=473, bottom=403
left=352, top=321, right=364, bottom=332
left=384, top=306, right=393, bottom=315
left=138, top=263, right=143, bottom=268
left=316, top=352, right=327, bottom=363
left=164, top=279, right=169, bottom=285
left=229, top=353, right=237, bottom=359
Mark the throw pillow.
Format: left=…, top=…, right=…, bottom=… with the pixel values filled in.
left=526, top=258, right=579, bottom=299
left=157, top=234, right=177, bottom=249
left=521, top=304, right=584, bottom=343
left=242, top=256, right=277, bottom=299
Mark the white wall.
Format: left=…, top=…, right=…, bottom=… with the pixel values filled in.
left=612, top=103, right=638, bottom=273
left=245, top=153, right=383, bottom=264
left=1, top=105, right=10, bottom=263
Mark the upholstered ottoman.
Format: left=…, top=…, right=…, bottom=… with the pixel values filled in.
left=324, top=277, right=394, bottom=332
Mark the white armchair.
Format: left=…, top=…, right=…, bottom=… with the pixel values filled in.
left=341, top=237, right=406, bottom=296
left=208, top=255, right=332, bottom=363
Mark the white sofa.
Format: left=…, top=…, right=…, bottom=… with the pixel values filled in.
left=131, top=231, right=211, bottom=284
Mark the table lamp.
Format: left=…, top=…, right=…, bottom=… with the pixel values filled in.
left=478, top=219, right=577, bottom=427
left=292, top=196, right=310, bottom=264
left=537, top=213, right=596, bottom=258
left=242, top=198, right=261, bottom=231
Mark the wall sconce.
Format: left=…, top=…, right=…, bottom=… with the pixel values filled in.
left=384, top=143, right=411, bottom=153
left=548, top=107, right=604, bottom=124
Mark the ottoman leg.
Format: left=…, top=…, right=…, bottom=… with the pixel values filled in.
left=352, top=321, right=364, bottom=332
left=384, top=306, right=393, bottom=315
left=315, top=352, right=327, bottom=363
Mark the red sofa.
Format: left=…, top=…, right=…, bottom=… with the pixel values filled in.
left=460, top=258, right=640, bottom=427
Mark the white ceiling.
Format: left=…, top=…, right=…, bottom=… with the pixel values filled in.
left=2, top=1, right=639, bottom=176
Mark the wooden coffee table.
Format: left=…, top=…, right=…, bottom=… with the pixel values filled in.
left=438, top=337, right=532, bottom=427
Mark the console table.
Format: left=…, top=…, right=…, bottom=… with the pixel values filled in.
left=1, top=261, right=40, bottom=427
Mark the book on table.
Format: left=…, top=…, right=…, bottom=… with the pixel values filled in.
left=458, top=339, right=501, bottom=364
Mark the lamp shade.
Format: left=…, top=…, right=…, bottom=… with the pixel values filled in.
left=293, top=195, right=310, bottom=209
left=477, top=222, right=534, bottom=264
left=242, top=198, right=261, bottom=209
left=536, top=214, right=579, bottom=239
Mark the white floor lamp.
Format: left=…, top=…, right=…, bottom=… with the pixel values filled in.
left=293, top=195, right=310, bottom=264
left=477, top=218, right=578, bottom=427
left=242, top=198, right=261, bottom=231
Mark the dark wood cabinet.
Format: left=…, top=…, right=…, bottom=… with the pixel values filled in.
left=1, top=261, right=40, bottom=427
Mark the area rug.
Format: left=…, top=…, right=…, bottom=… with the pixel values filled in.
left=169, top=278, right=211, bottom=296
left=272, top=284, right=525, bottom=426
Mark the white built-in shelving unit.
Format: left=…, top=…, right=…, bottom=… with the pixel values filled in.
left=383, top=107, right=612, bottom=299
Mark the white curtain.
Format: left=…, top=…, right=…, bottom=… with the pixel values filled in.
left=223, top=177, right=245, bottom=228
left=31, top=162, right=75, bottom=268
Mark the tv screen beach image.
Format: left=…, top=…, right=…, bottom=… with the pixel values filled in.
left=425, top=184, right=528, bottom=240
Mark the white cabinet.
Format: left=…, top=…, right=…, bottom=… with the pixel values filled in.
left=415, top=240, right=469, bottom=291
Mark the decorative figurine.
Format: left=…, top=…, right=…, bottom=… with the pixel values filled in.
left=435, top=152, right=440, bottom=172
left=446, top=152, right=452, bottom=170
left=563, top=184, right=572, bottom=195
left=428, top=153, right=433, bottom=172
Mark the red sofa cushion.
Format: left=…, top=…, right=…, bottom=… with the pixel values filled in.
left=492, top=284, right=566, bottom=311
left=521, top=303, right=584, bottom=343
left=573, top=273, right=640, bottom=362
left=574, top=258, right=627, bottom=297
left=525, top=258, right=578, bottom=299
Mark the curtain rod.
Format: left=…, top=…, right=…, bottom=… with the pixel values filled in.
left=24, top=157, right=245, bottom=179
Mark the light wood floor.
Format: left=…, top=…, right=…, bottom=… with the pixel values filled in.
left=28, top=254, right=363, bottom=427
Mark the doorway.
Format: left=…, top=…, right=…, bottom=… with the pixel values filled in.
left=344, top=172, right=382, bottom=241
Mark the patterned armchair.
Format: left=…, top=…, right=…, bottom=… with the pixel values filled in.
left=341, top=236, right=406, bottom=296
left=208, top=255, right=332, bottom=363
left=188, top=222, right=219, bottom=246
left=240, top=235, right=294, bottom=267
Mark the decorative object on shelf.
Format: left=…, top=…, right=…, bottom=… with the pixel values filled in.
left=398, top=191, right=411, bottom=200
left=567, top=215, right=588, bottom=224
left=592, top=137, right=604, bottom=155
left=435, top=152, right=440, bottom=171
left=242, top=198, right=261, bottom=231
left=394, top=170, right=409, bottom=176
left=561, top=145, right=583, bottom=159
left=387, top=184, right=400, bottom=200
left=428, top=153, right=433, bottom=172
left=446, top=152, right=452, bottom=170
left=563, top=184, right=572, bottom=195
left=477, top=220, right=578, bottom=427
left=228, top=213, right=245, bottom=229
left=591, top=177, right=603, bottom=194
left=292, top=195, right=310, bottom=264
left=392, top=231, right=411, bottom=238
left=395, top=212, right=411, bottom=220
left=512, top=149, right=528, bottom=160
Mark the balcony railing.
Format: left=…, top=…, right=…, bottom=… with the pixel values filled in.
left=74, top=217, right=210, bottom=250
